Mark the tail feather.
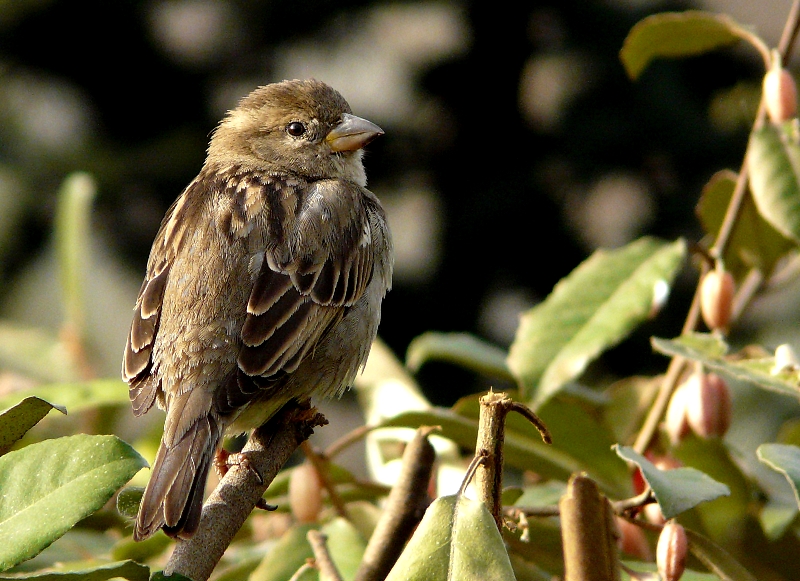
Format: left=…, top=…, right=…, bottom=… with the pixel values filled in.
left=134, top=416, right=220, bottom=541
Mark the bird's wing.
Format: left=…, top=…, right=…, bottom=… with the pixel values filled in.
left=122, top=176, right=205, bottom=416
left=217, top=177, right=380, bottom=413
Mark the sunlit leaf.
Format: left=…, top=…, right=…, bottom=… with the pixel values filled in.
left=323, top=517, right=367, bottom=581
left=248, top=524, right=315, bottom=581
left=621, top=11, right=753, bottom=80
left=0, top=397, right=66, bottom=455
left=0, top=560, right=149, bottom=580
left=614, top=445, right=730, bottom=519
left=0, top=435, right=147, bottom=571
left=0, top=323, right=80, bottom=384
left=385, top=495, right=515, bottom=581
left=0, top=379, right=131, bottom=417
left=406, top=332, right=512, bottom=381
left=696, top=169, right=795, bottom=281
left=748, top=122, right=800, bottom=242
left=508, top=237, right=685, bottom=408
left=651, top=334, right=800, bottom=399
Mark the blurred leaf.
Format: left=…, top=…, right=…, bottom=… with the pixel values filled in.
left=0, top=560, right=149, bottom=580
left=511, top=480, right=567, bottom=508
left=54, top=172, right=96, bottom=338
left=758, top=443, right=800, bottom=509
left=0, top=323, right=80, bottom=384
left=504, top=518, right=564, bottom=577
left=406, top=332, right=512, bottom=381
left=115, top=487, right=143, bottom=520
left=0, top=379, right=131, bottom=416
left=620, top=11, right=751, bottom=80
left=385, top=495, right=515, bottom=581
left=111, top=530, right=171, bottom=567
left=605, top=375, right=660, bottom=444
left=0, top=434, right=146, bottom=571
left=651, top=334, right=800, bottom=399
left=747, top=122, right=800, bottom=243
left=672, top=436, right=750, bottom=543
left=0, top=396, right=66, bottom=455
left=508, top=237, right=685, bottom=408
left=696, top=169, right=795, bottom=280
left=614, top=445, right=730, bottom=519
left=322, top=517, right=367, bottom=581
left=685, top=528, right=758, bottom=581
left=248, top=524, right=315, bottom=581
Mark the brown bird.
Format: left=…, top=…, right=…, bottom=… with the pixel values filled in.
left=122, top=79, right=393, bottom=541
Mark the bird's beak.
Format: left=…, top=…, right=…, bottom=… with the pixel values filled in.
left=326, top=113, right=384, bottom=152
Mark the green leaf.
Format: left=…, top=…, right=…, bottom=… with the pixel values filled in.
left=620, top=11, right=750, bottom=80
left=748, top=122, right=800, bottom=242
left=614, top=445, right=730, bottom=519
left=0, top=434, right=147, bottom=571
left=385, top=495, right=515, bottom=581
left=248, top=524, right=315, bottom=581
left=696, top=169, right=795, bottom=280
left=55, top=172, right=96, bottom=337
left=115, top=487, right=143, bottom=520
left=0, top=397, right=66, bottom=455
left=508, top=237, right=685, bottom=408
left=685, top=528, right=758, bottom=581
left=651, top=334, right=800, bottom=399
left=0, top=560, right=149, bottom=581
left=322, top=517, right=367, bottom=581
left=758, top=443, right=800, bottom=509
left=0, top=323, right=80, bottom=384
left=0, top=379, right=131, bottom=417
left=406, top=332, right=512, bottom=381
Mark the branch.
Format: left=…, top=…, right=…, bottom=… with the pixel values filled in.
left=164, top=402, right=327, bottom=581
left=308, top=530, right=344, bottom=581
left=354, top=426, right=437, bottom=581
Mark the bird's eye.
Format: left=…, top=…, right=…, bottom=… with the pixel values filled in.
left=286, top=121, right=306, bottom=137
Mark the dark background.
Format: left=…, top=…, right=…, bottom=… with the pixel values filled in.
left=0, top=0, right=792, bottom=405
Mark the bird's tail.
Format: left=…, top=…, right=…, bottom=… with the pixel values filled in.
left=133, top=416, right=220, bottom=541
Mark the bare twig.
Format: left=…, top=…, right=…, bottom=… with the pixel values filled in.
left=288, top=561, right=317, bottom=581
left=301, top=441, right=349, bottom=520
left=475, top=391, right=509, bottom=530
left=308, top=530, right=344, bottom=581
left=354, top=426, right=437, bottom=581
left=164, top=402, right=327, bottom=581
left=324, top=424, right=376, bottom=459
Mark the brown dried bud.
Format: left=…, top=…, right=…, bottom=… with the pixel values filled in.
left=699, top=266, right=734, bottom=332
left=289, top=462, right=323, bottom=523
left=616, top=517, right=652, bottom=560
left=764, top=64, right=798, bottom=124
left=685, top=372, right=732, bottom=439
left=657, top=521, right=688, bottom=581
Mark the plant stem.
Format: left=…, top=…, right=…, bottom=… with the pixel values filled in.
left=633, top=0, right=800, bottom=454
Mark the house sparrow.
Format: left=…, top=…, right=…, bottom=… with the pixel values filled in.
left=122, top=79, right=393, bottom=541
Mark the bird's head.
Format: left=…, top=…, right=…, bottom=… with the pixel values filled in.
left=207, top=79, right=383, bottom=186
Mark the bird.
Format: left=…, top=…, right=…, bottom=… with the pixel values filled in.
left=122, top=79, right=393, bottom=541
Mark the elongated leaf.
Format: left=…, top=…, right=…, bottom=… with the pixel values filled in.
left=55, top=172, right=96, bottom=338
left=621, top=11, right=749, bottom=80
left=758, top=443, right=800, bottom=508
left=696, top=169, right=794, bottom=281
left=0, top=560, right=149, bottom=580
left=0, top=434, right=147, bottom=571
left=614, top=445, right=729, bottom=519
left=0, top=379, right=130, bottom=417
left=748, top=122, right=800, bottom=242
left=685, top=528, right=758, bottom=581
left=0, top=397, right=66, bottom=455
left=248, top=524, right=315, bottom=581
left=406, top=332, right=512, bottom=381
left=385, top=495, right=515, bottom=581
left=322, top=517, right=367, bottom=581
left=508, top=237, right=685, bottom=408
left=620, top=560, right=725, bottom=580
left=651, top=334, right=800, bottom=399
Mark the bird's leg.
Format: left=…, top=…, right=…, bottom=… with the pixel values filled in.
left=214, top=448, right=277, bottom=510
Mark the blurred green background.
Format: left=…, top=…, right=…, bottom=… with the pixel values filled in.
left=0, top=0, right=796, bottom=407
